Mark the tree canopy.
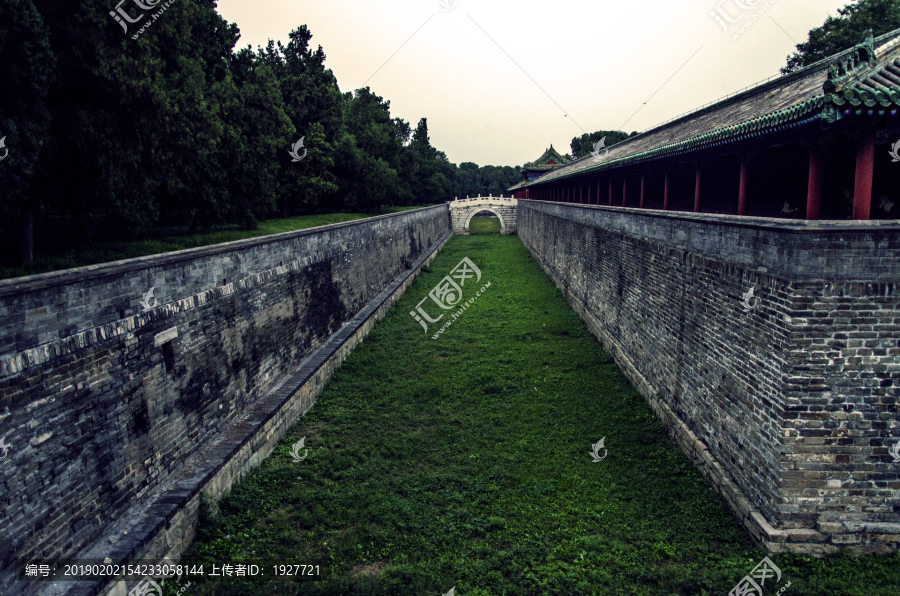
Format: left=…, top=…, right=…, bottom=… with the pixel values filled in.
left=570, top=130, right=638, bottom=160
left=0, top=0, right=460, bottom=265
left=782, top=0, right=900, bottom=73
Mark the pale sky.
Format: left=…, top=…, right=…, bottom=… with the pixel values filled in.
left=216, top=0, right=850, bottom=168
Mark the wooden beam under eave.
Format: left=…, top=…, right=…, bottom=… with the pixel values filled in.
left=853, top=130, right=875, bottom=220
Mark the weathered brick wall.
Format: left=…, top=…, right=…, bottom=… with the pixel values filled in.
left=518, top=199, right=900, bottom=555
left=0, top=206, right=450, bottom=591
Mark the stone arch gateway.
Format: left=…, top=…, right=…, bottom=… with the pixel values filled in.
left=450, top=196, right=517, bottom=234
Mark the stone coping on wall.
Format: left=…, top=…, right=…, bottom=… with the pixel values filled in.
left=521, top=199, right=900, bottom=281
left=33, top=229, right=454, bottom=596
left=0, top=205, right=448, bottom=298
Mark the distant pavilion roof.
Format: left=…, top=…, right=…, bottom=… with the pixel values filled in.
left=524, top=145, right=571, bottom=172
left=524, top=28, right=900, bottom=187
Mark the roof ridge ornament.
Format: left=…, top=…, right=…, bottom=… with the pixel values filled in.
left=824, top=29, right=876, bottom=93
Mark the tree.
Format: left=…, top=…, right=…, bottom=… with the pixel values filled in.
left=226, top=50, right=294, bottom=229
left=454, top=163, right=522, bottom=197
left=260, top=27, right=343, bottom=214
left=282, top=122, right=338, bottom=215
left=782, top=0, right=900, bottom=73
left=570, top=130, right=637, bottom=159
left=0, top=0, right=57, bottom=265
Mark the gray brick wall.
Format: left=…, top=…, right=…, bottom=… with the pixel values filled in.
left=518, top=199, right=900, bottom=555
left=0, top=206, right=451, bottom=592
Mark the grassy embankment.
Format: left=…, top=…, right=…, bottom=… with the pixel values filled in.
left=166, top=220, right=900, bottom=595
left=0, top=206, right=432, bottom=281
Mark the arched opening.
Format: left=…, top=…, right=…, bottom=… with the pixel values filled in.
left=465, top=209, right=503, bottom=234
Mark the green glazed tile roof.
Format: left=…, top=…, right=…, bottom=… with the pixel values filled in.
left=527, top=28, right=900, bottom=187
left=524, top=145, right=571, bottom=171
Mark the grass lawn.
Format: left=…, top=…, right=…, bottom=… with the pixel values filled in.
left=0, top=206, right=433, bottom=281
left=168, top=234, right=900, bottom=595
left=469, top=216, right=501, bottom=235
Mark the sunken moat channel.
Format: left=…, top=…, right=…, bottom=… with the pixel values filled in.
left=2, top=203, right=900, bottom=595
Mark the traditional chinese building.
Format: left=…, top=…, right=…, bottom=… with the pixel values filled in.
left=513, top=30, right=900, bottom=220
left=511, top=145, right=571, bottom=198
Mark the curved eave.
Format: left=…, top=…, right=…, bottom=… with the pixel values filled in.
left=525, top=93, right=900, bottom=187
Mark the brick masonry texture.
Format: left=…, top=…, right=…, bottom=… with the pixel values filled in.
left=0, top=206, right=451, bottom=595
left=449, top=197, right=517, bottom=234
left=518, top=199, right=900, bottom=556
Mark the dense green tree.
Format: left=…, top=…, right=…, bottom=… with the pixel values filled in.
left=2, top=0, right=475, bottom=268
left=570, top=130, right=637, bottom=159
left=333, top=132, right=399, bottom=212
left=282, top=122, right=338, bottom=215
left=226, top=49, right=294, bottom=229
left=455, top=162, right=522, bottom=197
left=407, top=118, right=456, bottom=204
left=0, top=0, right=57, bottom=264
left=259, top=27, right=343, bottom=214
left=782, top=0, right=900, bottom=73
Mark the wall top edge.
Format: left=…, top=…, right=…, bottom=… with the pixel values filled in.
left=520, top=200, right=900, bottom=234
left=0, top=205, right=449, bottom=298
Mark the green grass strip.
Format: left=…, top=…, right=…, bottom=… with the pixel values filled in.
left=171, top=234, right=900, bottom=596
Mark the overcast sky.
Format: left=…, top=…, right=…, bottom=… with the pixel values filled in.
left=216, top=0, right=850, bottom=168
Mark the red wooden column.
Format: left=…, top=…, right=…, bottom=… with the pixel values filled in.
left=853, top=130, right=875, bottom=220
left=596, top=180, right=601, bottom=205
left=580, top=183, right=584, bottom=204
left=622, top=176, right=628, bottom=207
left=693, top=162, right=702, bottom=213
left=737, top=155, right=748, bottom=216
left=608, top=180, right=613, bottom=206
left=663, top=168, right=670, bottom=211
left=640, top=172, right=646, bottom=209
